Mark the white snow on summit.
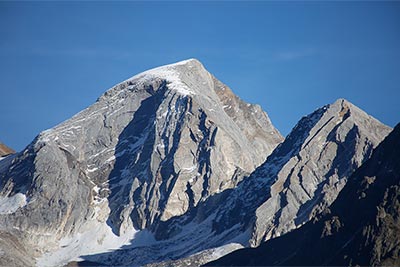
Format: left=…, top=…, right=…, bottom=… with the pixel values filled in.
left=127, top=59, right=199, bottom=96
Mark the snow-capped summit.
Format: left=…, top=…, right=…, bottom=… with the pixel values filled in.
left=0, top=59, right=283, bottom=266
left=0, top=59, right=392, bottom=267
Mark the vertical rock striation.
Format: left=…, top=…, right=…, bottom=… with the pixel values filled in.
left=128, top=98, right=391, bottom=267
left=0, top=59, right=282, bottom=266
left=208, top=123, right=400, bottom=267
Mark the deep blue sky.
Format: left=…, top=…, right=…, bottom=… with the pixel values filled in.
left=1, top=1, right=399, bottom=151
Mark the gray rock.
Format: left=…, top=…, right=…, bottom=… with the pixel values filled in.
left=0, top=59, right=282, bottom=266
left=83, top=98, right=391, bottom=267
left=208, top=122, right=400, bottom=267
left=0, top=59, right=391, bottom=267
left=250, top=98, right=392, bottom=245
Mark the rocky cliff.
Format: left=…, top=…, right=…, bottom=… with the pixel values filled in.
left=249, top=98, right=392, bottom=245
left=0, top=59, right=283, bottom=266
left=209, top=123, right=400, bottom=266
left=0, top=59, right=392, bottom=267
left=72, top=98, right=391, bottom=267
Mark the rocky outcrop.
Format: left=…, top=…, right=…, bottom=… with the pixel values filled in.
left=209, top=123, right=400, bottom=266
left=0, top=59, right=282, bottom=266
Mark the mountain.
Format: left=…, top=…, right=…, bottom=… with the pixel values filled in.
left=209, top=123, right=400, bottom=267
left=0, top=58, right=392, bottom=267
left=141, top=98, right=391, bottom=267
left=248, top=98, right=392, bottom=245
left=0, top=59, right=283, bottom=266
left=72, top=98, right=390, bottom=267
left=0, top=142, right=14, bottom=157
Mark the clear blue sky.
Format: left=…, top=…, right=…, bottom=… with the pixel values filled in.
left=1, top=1, right=399, bottom=151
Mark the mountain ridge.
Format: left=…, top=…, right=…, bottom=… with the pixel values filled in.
left=0, top=59, right=393, bottom=267
left=209, top=122, right=400, bottom=266
left=0, top=59, right=283, bottom=267
left=79, top=97, right=391, bottom=267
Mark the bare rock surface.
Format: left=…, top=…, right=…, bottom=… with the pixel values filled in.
left=81, top=98, right=390, bottom=267
left=0, top=59, right=282, bottom=266
left=209, top=123, right=400, bottom=267
left=0, top=59, right=392, bottom=267
left=249, top=98, right=392, bottom=245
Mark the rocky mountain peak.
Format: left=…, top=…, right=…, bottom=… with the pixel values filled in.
left=0, top=60, right=393, bottom=267
left=209, top=123, right=400, bottom=267
left=98, top=59, right=211, bottom=101
left=249, top=98, right=392, bottom=244
left=129, top=99, right=392, bottom=267
left=0, top=59, right=283, bottom=267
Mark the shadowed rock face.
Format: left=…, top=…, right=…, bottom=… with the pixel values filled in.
left=248, top=98, right=392, bottom=246
left=208, top=123, right=400, bottom=267
left=0, top=59, right=392, bottom=267
left=0, top=59, right=283, bottom=266
left=0, top=143, right=14, bottom=157
left=79, top=98, right=390, bottom=267
left=143, top=98, right=391, bottom=267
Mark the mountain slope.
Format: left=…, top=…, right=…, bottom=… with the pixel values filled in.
left=85, top=98, right=390, bottom=267
left=0, top=59, right=283, bottom=266
left=249, top=98, right=392, bottom=245
left=209, top=123, right=400, bottom=266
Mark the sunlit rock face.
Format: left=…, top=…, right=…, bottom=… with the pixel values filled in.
left=0, top=59, right=283, bottom=266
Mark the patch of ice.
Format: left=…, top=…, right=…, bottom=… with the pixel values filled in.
left=92, top=186, right=100, bottom=194
left=181, top=164, right=197, bottom=173
left=36, top=197, right=154, bottom=267
left=128, top=61, right=195, bottom=96
left=60, top=143, right=76, bottom=151
left=105, top=155, right=116, bottom=163
left=88, top=148, right=112, bottom=160
left=0, top=193, right=27, bottom=215
left=209, top=243, right=244, bottom=260
left=157, top=110, right=169, bottom=119
left=36, top=221, right=138, bottom=267
left=107, top=106, right=124, bottom=118
left=87, top=167, right=98, bottom=173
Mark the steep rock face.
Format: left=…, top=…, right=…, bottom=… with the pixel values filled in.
left=249, top=98, right=392, bottom=245
left=115, top=98, right=390, bottom=267
left=0, top=59, right=282, bottom=264
left=209, top=123, right=400, bottom=267
left=157, top=99, right=390, bottom=245
left=0, top=142, right=14, bottom=157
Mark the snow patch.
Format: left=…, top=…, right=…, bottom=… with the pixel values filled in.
left=36, top=202, right=142, bottom=267
left=87, top=167, right=98, bottom=173
left=128, top=61, right=195, bottom=96
left=0, top=193, right=27, bottom=215
left=209, top=243, right=244, bottom=260
left=105, top=155, right=116, bottom=163
left=181, top=164, right=197, bottom=173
